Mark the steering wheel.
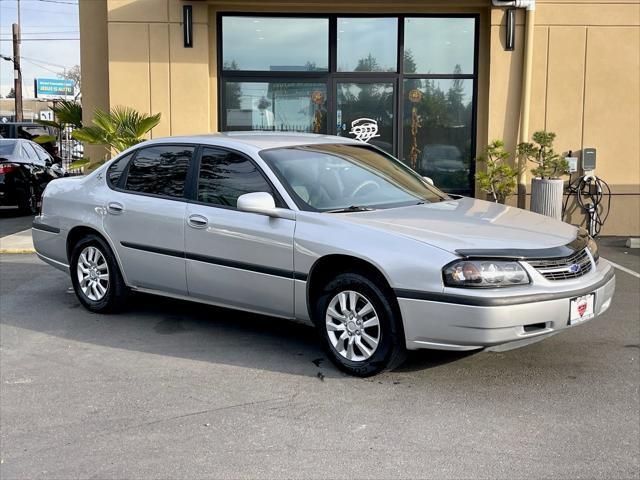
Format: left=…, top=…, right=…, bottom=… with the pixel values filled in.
left=351, top=180, right=380, bottom=198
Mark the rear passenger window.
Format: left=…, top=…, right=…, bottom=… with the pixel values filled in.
left=124, top=146, right=193, bottom=198
left=197, top=147, right=276, bottom=208
left=106, top=153, right=133, bottom=187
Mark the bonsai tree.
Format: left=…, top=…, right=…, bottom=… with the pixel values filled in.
left=517, top=130, right=569, bottom=179
left=71, top=106, right=161, bottom=170
left=475, top=140, right=517, bottom=204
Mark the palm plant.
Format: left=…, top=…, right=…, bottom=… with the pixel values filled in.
left=37, top=100, right=83, bottom=130
left=71, top=106, right=161, bottom=169
left=34, top=100, right=83, bottom=145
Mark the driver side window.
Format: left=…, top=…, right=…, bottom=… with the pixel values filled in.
left=197, top=147, right=281, bottom=208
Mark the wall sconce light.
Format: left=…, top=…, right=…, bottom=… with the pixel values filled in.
left=505, top=8, right=516, bottom=51
left=183, top=5, right=193, bottom=48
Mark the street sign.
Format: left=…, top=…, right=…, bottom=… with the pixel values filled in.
left=34, top=78, right=74, bottom=99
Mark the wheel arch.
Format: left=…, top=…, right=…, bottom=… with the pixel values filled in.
left=306, top=254, right=402, bottom=325
left=66, top=225, right=128, bottom=284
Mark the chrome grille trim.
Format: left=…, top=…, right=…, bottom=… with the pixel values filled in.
left=526, top=248, right=593, bottom=281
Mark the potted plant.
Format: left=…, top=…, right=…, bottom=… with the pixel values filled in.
left=475, top=140, right=518, bottom=204
left=517, top=131, right=569, bottom=220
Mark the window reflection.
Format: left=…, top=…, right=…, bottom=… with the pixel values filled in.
left=337, top=18, right=397, bottom=72
left=222, top=17, right=329, bottom=71
left=402, top=78, right=473, bottom=194
left=404, top=18, right=475, bottom=74
left=225, top=82, right=327, bottom=133
left=198, top=148, right=275, bottom=208
left=124, top=146, right=193, bottom=198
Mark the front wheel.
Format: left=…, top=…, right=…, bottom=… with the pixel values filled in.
left=70, top=234, right=128, bottom=313
left=314, top=272, right=406, bottom=377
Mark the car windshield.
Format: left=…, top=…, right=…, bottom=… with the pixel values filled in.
left=260, top=144, right=449, bottom=212
left=0, top=141, right=17, bottom=155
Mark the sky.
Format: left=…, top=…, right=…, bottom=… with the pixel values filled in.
left=0, top=0, right=79, bottom=98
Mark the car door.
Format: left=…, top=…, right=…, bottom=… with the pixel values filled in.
left=103, top=144, right=193, bottom=295
left=185, top=146, right=296, bottom=318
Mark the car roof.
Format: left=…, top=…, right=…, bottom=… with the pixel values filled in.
left=139, top=132, right=362, bottom=152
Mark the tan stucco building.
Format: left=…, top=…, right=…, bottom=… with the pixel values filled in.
left=79, top=0, right=639, bottom=235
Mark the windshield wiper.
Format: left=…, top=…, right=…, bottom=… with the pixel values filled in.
left=326, top=205, right=376, bottom=213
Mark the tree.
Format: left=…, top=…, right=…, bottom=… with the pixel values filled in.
left=517, top=130, right=569, bottom=179
left=476, top=140, right=518, bottom=204
left=58, top=65, right=81, bottom=100
left=7, top=88, right=15, bottom=99
left=71, top=106, right=161, bottom=169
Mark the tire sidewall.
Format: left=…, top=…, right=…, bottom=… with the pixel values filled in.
left=70, top=235, right=122, bottom=313
left=314, top=272, right=401, bottom=376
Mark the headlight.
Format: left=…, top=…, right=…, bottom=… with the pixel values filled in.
left=586, top=237, right=599, bottom=262
left=443, top=260, right=530, bottom=288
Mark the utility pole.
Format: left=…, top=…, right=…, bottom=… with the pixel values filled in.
left=13, top=0, right=23, bottom=122
left=12, top=23, right=23, bottom=122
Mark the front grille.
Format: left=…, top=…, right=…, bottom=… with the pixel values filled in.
left=527, top=248, right=593, bottom=281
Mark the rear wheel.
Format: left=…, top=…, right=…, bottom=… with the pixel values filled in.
left=70, top=234, right=128, bottom=313
left=314, top=272, right=406, bottom=376
left=18, top=184, right=37, bottom=215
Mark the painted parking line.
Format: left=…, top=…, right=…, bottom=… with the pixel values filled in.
left=603, top=258, right=640, bottom=279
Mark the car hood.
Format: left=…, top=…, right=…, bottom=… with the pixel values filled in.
left=339, top=197, right=578, bottom=254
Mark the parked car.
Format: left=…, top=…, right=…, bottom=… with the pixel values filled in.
left=0, top=122, right=60, bottom=157
left=0, top=139, right=67, bottom=213
left=32, top=133, right=615, bottom=376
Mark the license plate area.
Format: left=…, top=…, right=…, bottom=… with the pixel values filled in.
left=569, top=293, right=595, bottom=325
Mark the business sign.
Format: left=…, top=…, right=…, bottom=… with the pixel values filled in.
left=34, top=78, right=74, bottom=99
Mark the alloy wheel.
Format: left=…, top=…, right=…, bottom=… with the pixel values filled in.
left=76, top=246, right=110, bottom=301
left=325, top=290, right=380, bottom=361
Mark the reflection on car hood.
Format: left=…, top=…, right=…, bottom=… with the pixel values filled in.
left=339, top=196, right=578, bottom=253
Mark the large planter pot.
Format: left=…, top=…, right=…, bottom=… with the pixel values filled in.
left=530, top=178, right=564, bottom=220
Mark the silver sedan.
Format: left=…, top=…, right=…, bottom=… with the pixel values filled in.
left=32, top=133, right=615, bottom=376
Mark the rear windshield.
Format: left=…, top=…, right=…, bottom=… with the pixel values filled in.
left=0, top=142, right=17, bottom=155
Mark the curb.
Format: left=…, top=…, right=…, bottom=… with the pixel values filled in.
left=0, top=248, right=36, bottom=254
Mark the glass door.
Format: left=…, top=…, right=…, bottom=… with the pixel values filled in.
left=334, top=80, right=396, bottom=155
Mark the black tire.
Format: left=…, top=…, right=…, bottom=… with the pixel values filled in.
left=18, top=184, right=37, bottom=215
left=70, top=234, right=128, bottom=313
left=314, top=272, right=407, bottom=377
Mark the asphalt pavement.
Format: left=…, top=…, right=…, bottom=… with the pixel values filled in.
left=0, top=241, right=638, bottom=479
left=0, top=211, right=33, bottom=237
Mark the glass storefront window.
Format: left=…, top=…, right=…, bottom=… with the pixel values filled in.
left=402, top=78, right=474, bottom=193
left=219, top=14, right=478, bottom=195
left=224, top=82, right=327, bottom=133
left=336, top=82, right=395, bottom=154
left=337, top=18, right=398, bottom=72
left=222, top=17, right=329, bottom=71
left=404, top=18, right=475, bottom=74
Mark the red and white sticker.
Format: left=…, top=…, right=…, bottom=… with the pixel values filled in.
left=569, top=294, right=595, bottom=325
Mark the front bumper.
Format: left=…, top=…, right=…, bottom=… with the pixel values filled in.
left=398, top=260, right=616, bottom=351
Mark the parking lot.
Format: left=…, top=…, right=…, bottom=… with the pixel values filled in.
left=0, top=230, right=638, bottom=479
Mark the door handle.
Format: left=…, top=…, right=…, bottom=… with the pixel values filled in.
left=107, top=202, right=124, bottom=215
left=187, top=214, right=208, bottom=229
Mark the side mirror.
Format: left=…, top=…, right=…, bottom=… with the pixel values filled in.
left=422, top=176, right=435, bottom=186
left=237, top=192, right=295, bottom=220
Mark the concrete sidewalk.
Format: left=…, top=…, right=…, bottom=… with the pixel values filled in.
left=0, top=229, right=35, bottom=254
